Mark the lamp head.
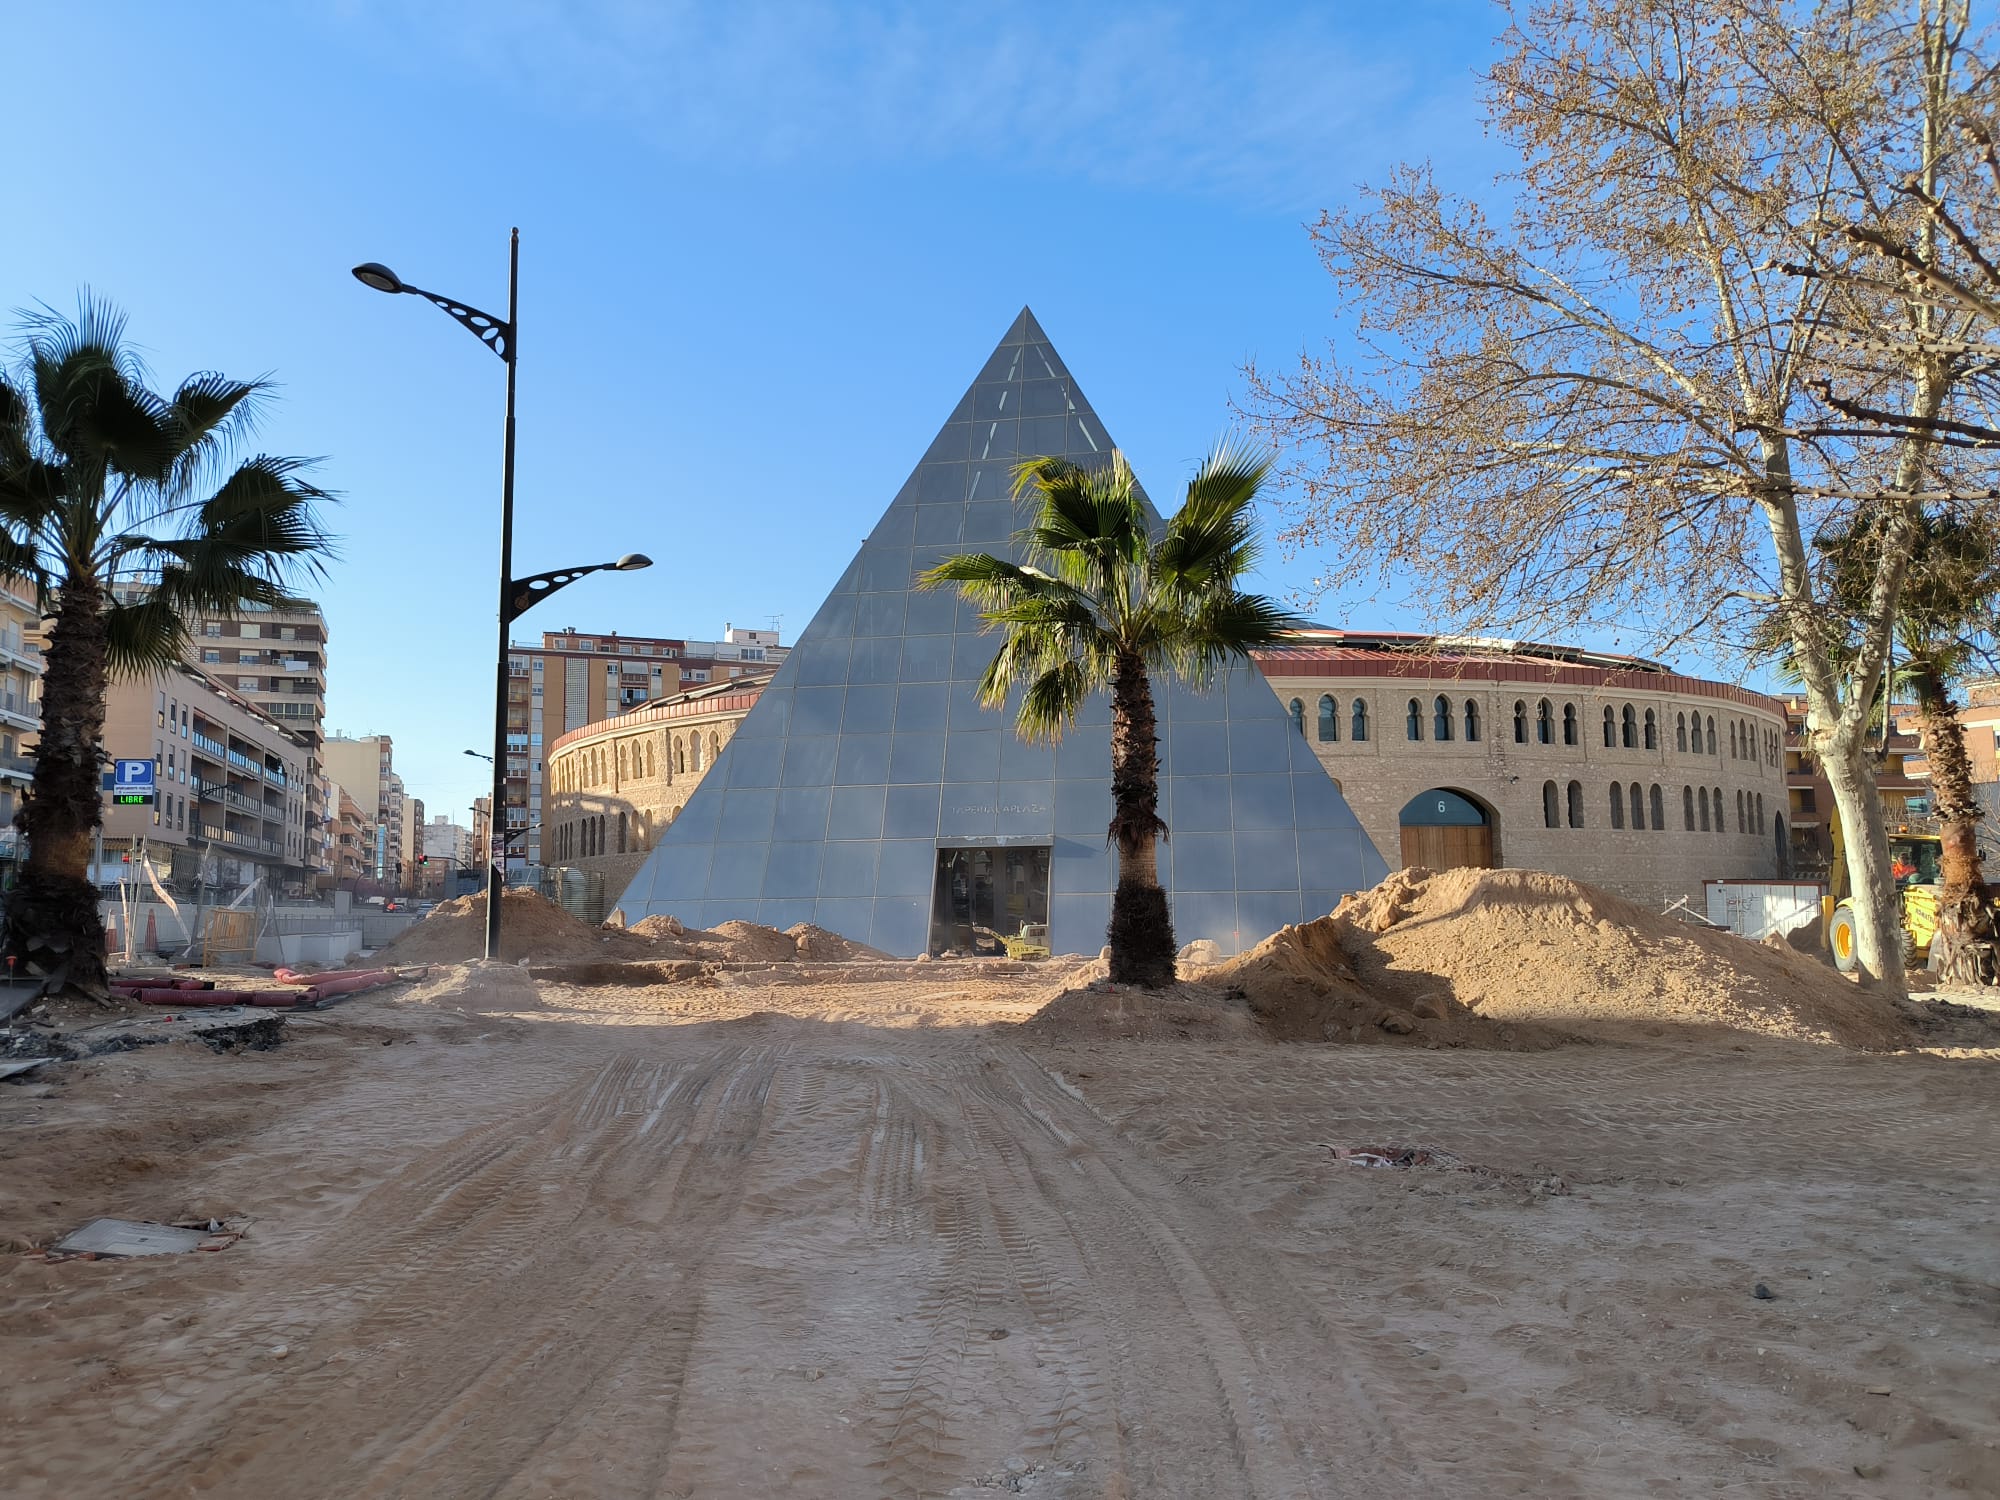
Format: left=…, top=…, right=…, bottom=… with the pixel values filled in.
left=352, top=262, right=405, bottom=295
left=614, top=553, right=653, bottom=571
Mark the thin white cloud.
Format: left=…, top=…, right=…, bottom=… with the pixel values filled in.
left=329, top=1, right=1482, bottom=206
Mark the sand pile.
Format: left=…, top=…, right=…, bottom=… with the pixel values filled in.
left=1016, top=980, right=1264, bottom=1044
left=378, top=889, right=658, bottom=965
left=1204, top=914, right=1535, bottom=1046
left=625, top=914, right=886, bottom=963
left=786, top=923, right=887, bottom=962
left=1331, top=867, right=1909, bottom=1049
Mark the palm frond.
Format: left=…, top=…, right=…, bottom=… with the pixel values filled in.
left=1153, top=439, right=1270, bottom=594
left=1161, top=592, right=1304, bottom=689
left=1012, top=661, right=1093, bottom=743
left=102, top=589, right=195, bottom=679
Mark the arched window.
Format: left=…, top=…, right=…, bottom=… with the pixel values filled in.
left=1514, top=700, right=1528, bottom=743
left=691, top=736, right=704, bottom=772
left=1643, top=708, right=1657, bottom=750
left=1543, top=780, right=1560, bottom=828
left=1407, top=698, right=1423, bottom=740
left=675, top=740, right=686, bottom=774
left=1730, top=722, right=1739, bottom=759
left=709, top=732, right=721, bottom=763
left=1317, top=694, right=1338, bottom=742
left=1621, top=704, right=1638, bottom=749
left=1289, top=698, right=1305, bottom=736
left=1464, top=699, right=1481, bottom=741
left=598, top=814, right=606, bottom=853
left=1536, top=699, right=1553, bottom=744
left=1698, top=786, right=1710, bottom=830
left=1351, top=698, right=1370, bottom=741
left=1683, top=785, right=1695, bottom=829
left=646, top=741, right=656, bottom=778
left=1562, top=702, right=1578, bottom=745
left=1676, top=712, right=1688, bottom=752
left=1713, top=787, right=1724, bottom=833
left=1756, top=791, right=1765, bottom=831
left=1602, top=706, right=1616, bottom=747
left=1628, top=782, right=1645, bottom=829
left=617, top=811, right=627, bottom=854
left=1649, top=783, right=1664, bottom=830
left=1567, top=780, right=1584, bottom=828
left=1706, top=716, right=1717, bottom=755
left=1609, top=784, right=1625, bottom=829
left=1735, top=789, right=1745, bottom=832
left=1433, top=695, right=1453, bottom=740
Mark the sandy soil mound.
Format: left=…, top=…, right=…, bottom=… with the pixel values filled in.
left=377, top=889, right=657, bottom=965
left=1206, top=914, right=1553, bottom=1048
left=623, top=914, right=887, bottom=964
left=1334, top=867, right=1909, bottom=1049
left=1016, top=980, right=1264, bottom=1044
left=786, top=924, right=887, bottom=962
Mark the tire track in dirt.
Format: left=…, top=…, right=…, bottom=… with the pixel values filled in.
left=106, top=1044, right=770, bottom=1499
left=977, top=1043, right=1434, bottom=1498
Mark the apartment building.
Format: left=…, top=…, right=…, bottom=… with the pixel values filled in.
left=189, top=601, right=331, bottom=879
left=99, top=662, right=312, bottom=894
left=324, top=735, right=407, bottom=890
left=0, top=574, right=43, bottom=874
left=330, top=784, right=373, bottom=889
left=505, top=623, right=787, bottom=869
left=1781, top=698, right=1935, bottom=879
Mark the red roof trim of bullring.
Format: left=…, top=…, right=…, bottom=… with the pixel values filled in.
left=1252, top=638, right=1786, bottom=716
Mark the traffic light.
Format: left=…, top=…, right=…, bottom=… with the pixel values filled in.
left=418, top=853, right=429, bottom=866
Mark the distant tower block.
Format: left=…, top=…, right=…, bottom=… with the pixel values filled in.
left=615, top=309, right=1387, bottom=956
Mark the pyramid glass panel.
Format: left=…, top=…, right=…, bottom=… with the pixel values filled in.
left=616, top=309, right=1388, bottom=955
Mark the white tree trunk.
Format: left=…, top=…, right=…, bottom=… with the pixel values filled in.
left=1821, top=746, right=1906, bottom=990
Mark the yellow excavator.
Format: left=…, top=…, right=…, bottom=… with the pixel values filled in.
left=1825, top=812, right=1943, bottom=973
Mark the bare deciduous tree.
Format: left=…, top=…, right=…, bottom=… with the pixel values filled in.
left=1242, top=0, right=1999, bottom=992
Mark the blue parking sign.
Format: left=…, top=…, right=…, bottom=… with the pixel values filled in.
left=114, top=758, right=155, bottom=792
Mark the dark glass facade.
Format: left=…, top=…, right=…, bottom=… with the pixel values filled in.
left=616, top=309, right=1388, bottom=955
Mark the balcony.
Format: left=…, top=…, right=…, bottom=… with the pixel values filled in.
left=264, top=765, right=288, bottom=787
left=191, top=731, right=226, bottom=761
left=0, top=750, right=32, bottom=781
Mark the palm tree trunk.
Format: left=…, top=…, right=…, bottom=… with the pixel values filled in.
left=1106, top=649, right=1175, bottom=987
left=1909, top=662, right=1987, bottom=908
left=8, top=580, right=110, bottom=994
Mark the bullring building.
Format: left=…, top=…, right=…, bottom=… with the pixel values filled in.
left=614, top=310, right=1390, bottom=956
left=1254, top=632, right=1790, bottom=909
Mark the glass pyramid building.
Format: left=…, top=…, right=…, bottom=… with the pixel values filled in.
left=615, top=309, right=1388, bottom=956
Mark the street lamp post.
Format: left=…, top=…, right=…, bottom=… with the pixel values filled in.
left=352, top=233, right=653, bottom=960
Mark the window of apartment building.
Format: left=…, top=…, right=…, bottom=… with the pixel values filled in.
left=202, top=649, right=221, bottom=664
left=238, top=678, right=257, bottom=691
left=201, top=622, right=222, bottom=636
left=241, top=623, right=260, bottom=638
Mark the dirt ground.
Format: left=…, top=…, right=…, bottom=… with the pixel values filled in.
left=2, top=963, right=1996, bottom=1498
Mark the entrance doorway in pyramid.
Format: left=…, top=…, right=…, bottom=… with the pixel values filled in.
left=614, top=309, right=1388, bottom=956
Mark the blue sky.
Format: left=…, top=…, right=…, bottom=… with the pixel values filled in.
left=7, top=1, right=1519, bottom=824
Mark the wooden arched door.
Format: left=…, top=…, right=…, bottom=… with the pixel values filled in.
left=1398, top=788, right=1494, bottom=870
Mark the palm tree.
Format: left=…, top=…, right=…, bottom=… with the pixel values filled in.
left=919, top=443, right=1299, bottom=987
left=0, top=296, right=335, bottom=995
left=1878, top=515, right=1999, bottom=910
